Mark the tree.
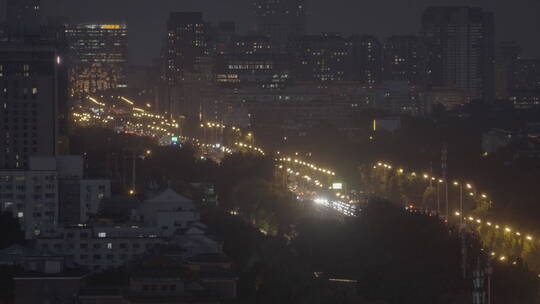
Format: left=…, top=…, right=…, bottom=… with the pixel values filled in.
left=0, top=211, right=24, bottom=249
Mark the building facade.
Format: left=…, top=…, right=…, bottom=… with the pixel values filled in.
left=254, top=0, right=306, bottom=48
left=0, top=156, right=110, bottom=239
left=66, top=22, right=128, bottom=95
left=421, top=6, right=495, bottom=102
left=383, top=35, right=425, bottom=85
left=287, top=33, right=351, bottom=82
left=509, top=59, right=540, bottom=108
left=0, top=157, right=59, bottom=239
left=159, top=12, right=211, bottom=127
left=0, top=46, right=60, bottom=169
left=5, top=0, right=41, bottom=38
left=36, top=226, right=164, bottom=271
left=349, top=35, right=383, bottom=86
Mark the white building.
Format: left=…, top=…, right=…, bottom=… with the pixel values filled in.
left=136, top=188, right=200, bottom=237
left=0, top=156, right=111, bottom=239
left=35, top=225, right=163, bottom=271
left=0, top=157, right=59, bottom=239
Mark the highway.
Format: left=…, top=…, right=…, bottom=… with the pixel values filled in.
left=72, top=95, right=539, bottom=272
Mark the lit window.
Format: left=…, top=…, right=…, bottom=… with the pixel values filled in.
left=17, top=212, right=23, bottom=218
left=107, top=243, right=112, bottom=249
left=98, top=232, right=106, bottom=238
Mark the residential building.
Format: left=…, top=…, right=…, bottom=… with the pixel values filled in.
left=229, top=35, right=273, bottom=55
left=0, top=157, right=59, bottom=239
left=494, top=41, right=521, bottom=100
left=287, top=33, right=351, bottom=82
left=163, top=12, right=207, bottom=86
left=66, top=22, right=128, bottom=95
left=421, top=6, right=495, bottom=102
left=59, top=178, right=111, bottom=225
left=509, top=59, right=540, bottom=108
left=0, top=156, right=110, bottom=239
left=372, top=81, right=431, bottom=116
left=0, top=46, right=60, bottom=169
left=159, top=12, right=211, bottom=126
left=349, top=35, right=383, bottom=86
left=135, top=188, right=200, bottom=237
left=35, top=225, right=164, bottom=271
left=383, top=35, right=425, bottom=85
left=254, top=0, right=306, bottom=48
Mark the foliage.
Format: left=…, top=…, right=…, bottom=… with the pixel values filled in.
left=0, top=211, right=24, bottom=249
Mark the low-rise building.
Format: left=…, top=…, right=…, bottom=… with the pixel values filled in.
left=35, top=225, right=163, bottom=272
left=0, top=156, right=111, bottom=239
left=135, top=188, right=200, bottom=237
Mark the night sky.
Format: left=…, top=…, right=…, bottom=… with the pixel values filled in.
left=42, top=0, right=540, bottom=65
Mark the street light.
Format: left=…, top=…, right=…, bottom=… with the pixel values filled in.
left=453, top=181, right=463, bottom=225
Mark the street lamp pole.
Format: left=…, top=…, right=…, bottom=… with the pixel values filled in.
left=459, top=184, right=463, bottom=225
left=445, top=181, right=449, bottom=220
left=437, top=182, right=440, bottom=214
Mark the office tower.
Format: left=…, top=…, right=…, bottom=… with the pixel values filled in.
left=65, top=22, right=128, bottom=95
left=254, top=0, right=306, bottom=48
left=0, top=0, right=7, bottom=28
left=509, top=59, right=540, bottom=108
left=0, top=46, right=60, bottom=169
left=287, top=33, right=351, bottom=82
left=383, top=35, right=425, bottom=85
left=5, top=0, right=41, bottom=37
left=349, top=35, right=383, bottom=86
left=160, top=12, right=210, bottom=126
left=164, top=12, right=207, bottom=85
left=421, top=7, right=495, bottom=102
left=495, top=41, right=522, bottom=100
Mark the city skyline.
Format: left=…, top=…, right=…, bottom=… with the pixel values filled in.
left=41, top=0, right=540, bottom=64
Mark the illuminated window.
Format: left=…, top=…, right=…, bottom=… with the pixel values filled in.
left=98, top=232, right=106, bottom=238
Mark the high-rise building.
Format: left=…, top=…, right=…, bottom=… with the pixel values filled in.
left=254, top=0, right=306, bottom=48
left=349, top=35, right=383, bottom=86
left=5, top=0, right=41, bottom=37
left=207, top=21, right=236, bottom=55
left=0, top=0, right=7, bottom=28
left=215, top=34, right=288, bottom=87
left=159, top=12, right=210, bottom=127
left=495, top=41, right=522, bottom=100
left=421, top=7, right=495, bottom=102
left=509, top=59, right=540, bottom=108
left=0, top=46, right=60, bottom=169
left=287, top=33, right=351, bottom=82
left=65, top=22, right=128, bottom=95
left=230, top=35, right=274, bottom=55
left=383, top=35, right=425, bottom=85
left=163, top=12, right=207, bottom=86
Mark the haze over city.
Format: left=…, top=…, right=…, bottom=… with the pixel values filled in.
left=0, top=0, right=540, bottom=303
left=41, top=0, right=540, bottom=63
